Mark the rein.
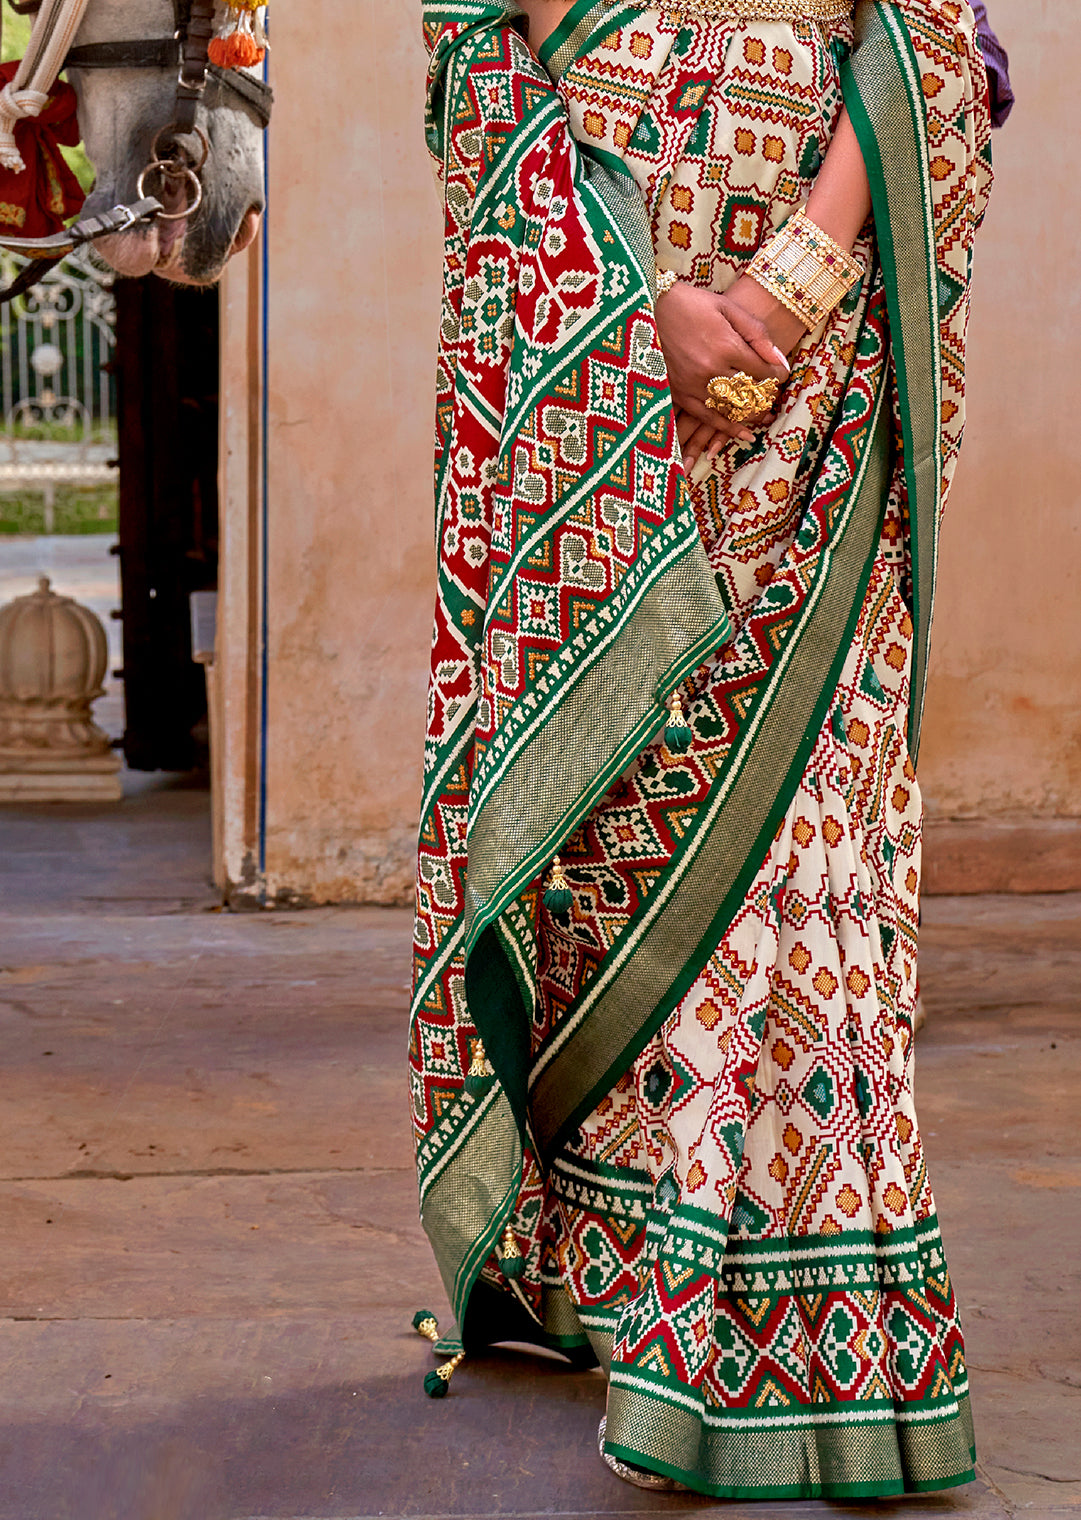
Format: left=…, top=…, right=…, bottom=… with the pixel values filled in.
left=0, top=0, right=273, bottom=303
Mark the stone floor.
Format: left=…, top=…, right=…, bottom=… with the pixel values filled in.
left=0, top=784, right=1077, bottom=1519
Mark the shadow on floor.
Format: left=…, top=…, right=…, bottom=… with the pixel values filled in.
left=0, top=1347, right=1010, bottom=1520
left=0, top=769, right=216, bottom=914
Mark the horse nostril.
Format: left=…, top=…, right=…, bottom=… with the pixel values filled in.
left=148, top=125, right=210, bottom=173
left=230, top=207, right=262, bottom=257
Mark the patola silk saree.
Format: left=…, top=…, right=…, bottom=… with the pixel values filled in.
left=410, top=0, right=992, bottom=1495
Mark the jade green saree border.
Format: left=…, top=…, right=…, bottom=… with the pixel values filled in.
left=532, top=369, right=890, bottom=1161
left=419, top=1083, right=524, bottom=1326
left=465, top=587, right=728, bottom=1144
left=466, top=561, right=729, bottom=950
left=843, top=2, right=941, bottom=762
left=539, top=0, right=641, bottom=80
left=601, top=1461, right=977, bottom=1502
left=604, top=1382, right=975, bottom=1499
left=600, top=1449, right=976, bottom=1501
left=422, top=0, right=729, bottom=1320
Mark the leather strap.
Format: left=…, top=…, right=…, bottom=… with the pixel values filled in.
left=206, top=62, right=272, bottom=124
left=64, top=42, right=274, bottom=128
left=0, top=196, right=163, bottom=303
left=65, top=39, right=177, bottom=68
left=174, top=0, right=214, bottom=132
left=0, top=195, right=161, bottom=259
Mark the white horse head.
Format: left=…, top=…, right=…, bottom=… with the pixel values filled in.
left=66, top=0, right=266, bottom=282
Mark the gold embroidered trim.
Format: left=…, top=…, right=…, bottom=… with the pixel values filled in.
left=627, top=0, right=852, bottom=23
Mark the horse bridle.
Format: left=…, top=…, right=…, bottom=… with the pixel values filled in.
left=64, top=0, right=273, bottom=131
left=0, top=0, right=273, bottom=302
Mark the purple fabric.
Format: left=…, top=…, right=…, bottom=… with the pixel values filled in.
left=972, top=1, right=1015, bottom=127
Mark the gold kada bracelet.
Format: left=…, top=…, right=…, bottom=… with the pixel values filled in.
left=748, top=207, right=865, bottom=331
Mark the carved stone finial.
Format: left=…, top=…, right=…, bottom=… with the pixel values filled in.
left=0, top=576, right=121, bottom=802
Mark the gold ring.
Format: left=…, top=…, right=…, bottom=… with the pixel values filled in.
left=704, top=371, right=781, bottom=424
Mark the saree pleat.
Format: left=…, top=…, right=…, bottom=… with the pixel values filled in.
left=411, top=0, right=992, bottom=1496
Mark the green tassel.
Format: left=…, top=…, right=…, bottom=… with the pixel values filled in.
left=543, top=856, right=574, bottom=916
left=423, top=1351, right=464, bottom=1397
left=412, top=1309, right=439, bottom=1336
left=463, top=1038, right=494, bottom=1099
left=500, top=1224, right=525, bottom=1280
left=664, top=722, right=692, bottom=755
left=664, top=692, right=693, bottom=755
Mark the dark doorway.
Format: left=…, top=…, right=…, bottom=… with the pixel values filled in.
left=113, top=278, right=219, bottom=772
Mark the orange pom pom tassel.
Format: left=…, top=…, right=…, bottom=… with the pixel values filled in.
left=209, top=4, right=267, bottom=70
left=210, top=31, right=261, bottom=67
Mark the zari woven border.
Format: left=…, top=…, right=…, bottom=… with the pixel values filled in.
left=842, top=2, right=940, bottom=760
left=623, top=0, right=852, bottom=23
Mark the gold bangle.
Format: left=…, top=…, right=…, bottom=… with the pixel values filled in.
left=748, top=207, right=865, bottom=331
left=655, top=266, right=679, bottom=299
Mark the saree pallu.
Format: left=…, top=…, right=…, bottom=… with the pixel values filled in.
left=411, top=0, right=992, bottom=1497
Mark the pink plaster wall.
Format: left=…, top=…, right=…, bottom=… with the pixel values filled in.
left=261, top=0, right=440, bottom=902
left=919, top=0, right=1081, bottom=822
left=249, top=0, right=1076, bottom=904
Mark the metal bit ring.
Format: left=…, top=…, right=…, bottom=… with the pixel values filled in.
left=135, top=161, right=204, bottom=220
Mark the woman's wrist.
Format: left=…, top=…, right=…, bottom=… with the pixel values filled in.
left=728, top=274, right=809, bottom=357
left=743, top=205, right=866, bottom=339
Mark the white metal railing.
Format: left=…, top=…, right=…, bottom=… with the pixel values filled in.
left=0, top=246, right=117, bottom=530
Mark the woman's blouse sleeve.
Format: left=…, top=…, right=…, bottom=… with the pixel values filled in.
left=971, top=1, right=1015, bottom=127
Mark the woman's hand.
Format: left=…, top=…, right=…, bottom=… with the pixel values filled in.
left=658, top=111, right=870, bottom=476
left=657, top=277, right=806, bottom=472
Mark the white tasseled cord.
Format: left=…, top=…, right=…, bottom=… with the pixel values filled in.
left=0, top=0, right=93, bottom=172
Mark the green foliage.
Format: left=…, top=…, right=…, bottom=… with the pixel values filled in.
left=6, top=418, right=117, bottom=444
left=62, top=140, right=95, bottom=196
left=1, top=3, right=30, bottom=63
left=0, top=482, right=117, bottom=534
left=2, top=1, right=96, bottom=193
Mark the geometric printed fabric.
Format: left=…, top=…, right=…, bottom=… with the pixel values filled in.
left=536, top=553, right=976, bottom=1494
left=413, top=0, right=992, bottom=1499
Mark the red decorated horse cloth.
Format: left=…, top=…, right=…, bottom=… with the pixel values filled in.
left=0, top=61, right=83, bottom=237
left=412, top=0, right=992, bottom=1497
